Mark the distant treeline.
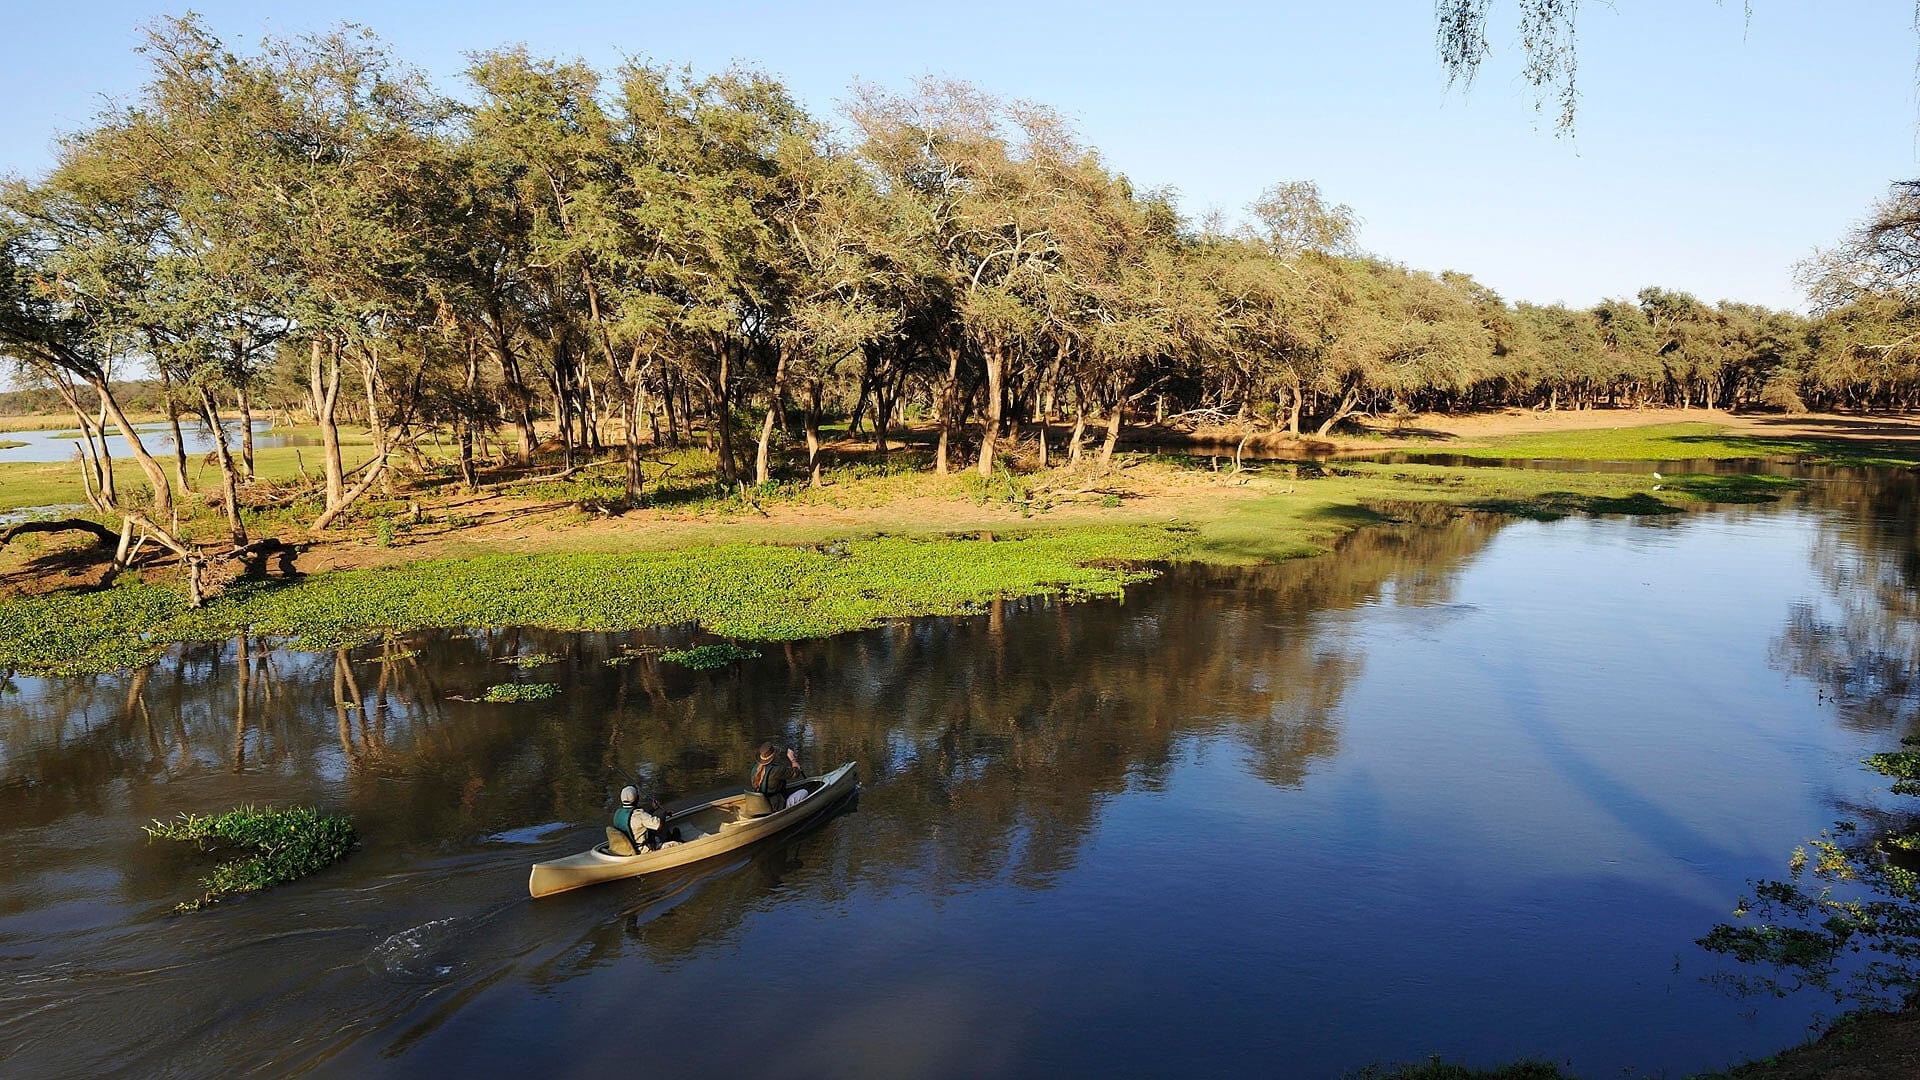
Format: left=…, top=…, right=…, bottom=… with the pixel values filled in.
left=2, top=15, right=1915, bottom=543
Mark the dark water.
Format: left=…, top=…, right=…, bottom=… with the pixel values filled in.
left=0, top=420, right=312, bottom=465
left=3, top=470, right=1917, bottom=1078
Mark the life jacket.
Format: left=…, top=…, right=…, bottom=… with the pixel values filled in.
left=613, top=806, right=655, bottom=848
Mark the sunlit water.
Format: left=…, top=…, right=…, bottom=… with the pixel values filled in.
left=0, top=420, right=311, bottom=465
left=2, top=468, right=1914, bottom=1078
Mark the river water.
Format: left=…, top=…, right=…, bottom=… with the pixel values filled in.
left=0, top=420, right=310, bottom=465
left=2, top=467, right=1915, bottom=1078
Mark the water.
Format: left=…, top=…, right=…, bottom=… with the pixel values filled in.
left=2, top=468, right=1915, bottom=1078
left=0, top=420, right=312, bottom=464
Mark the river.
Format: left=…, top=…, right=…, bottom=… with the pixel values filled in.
left=1, top=466, right=1914, bottom=1077
left=0, top=420, right=311, bottom=465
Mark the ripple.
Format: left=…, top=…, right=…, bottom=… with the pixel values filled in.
left=369, top=918, right=465, bottom=981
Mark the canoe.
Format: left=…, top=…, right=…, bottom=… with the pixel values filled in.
left=528, top=761, right=858, bottom=899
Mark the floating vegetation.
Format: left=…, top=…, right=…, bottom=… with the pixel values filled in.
left=1700, top=736, right=1920, bottom=1008
left=660, top=642, right=761, bottom=670
left=0, top=528, right=1180, bottom=675
left=143, top=805, right=356, bottom=913
left=501, top=652, right=561, bottom=668
left=478, top=682, right=560, bottom=703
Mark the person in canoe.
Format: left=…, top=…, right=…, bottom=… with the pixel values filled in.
left=749, top=742, right=810, bottom=811
left=614, top=786, right=667, bottom=850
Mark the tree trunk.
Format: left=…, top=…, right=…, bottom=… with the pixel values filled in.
left=977, top=338, right=1004, bottom=478
left=1098, top=402, right=1124, bottom=466
left=661, top=367, right=681, bottom=447
left=623, top=350, right=648, bottom=506
left=310, top=339, right=345, bottom=511
left=1315, top=387, right=1362, bottom=437
left=360, top=349, right=391, bottom=499
left=90, top=376, right=173, bottom=522
left=712, top=343, right=739, bottom=485
left=755, top=344, right=789, bottom=486
left=95, top=393, right=118, bottom=507
left=805, top=378, right=825, bottom=488
left=935, top=342, right=961, bottom=475
left=236, top=384, right=256, bottom=480
left=159, top=367, right=191, bottom=497
left=311, top=454, right=389, bottom=531
left=459, top=340, right=479, bottom=492
left=197, top=387, right=248, bottom=547
left=496, top=334, right=536, bottom=465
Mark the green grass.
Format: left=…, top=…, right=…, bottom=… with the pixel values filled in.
left=660, top=642, right=762, bottom=669
left=0, top=528, right=1184, bottom=675
left=0, top=440, right=23, bottom=451
left=1181, top=461, right=1788, bottom=564
left=0, top=448, right=1815, bottom=676
left=1457, top=422, right=1920, bottom=467
left=143, top=805, right=356, bottom=913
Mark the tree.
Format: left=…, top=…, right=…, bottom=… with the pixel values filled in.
left=1247, top=180, right=1360, bottom=258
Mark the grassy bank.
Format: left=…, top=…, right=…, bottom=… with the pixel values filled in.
left=0, top=448, right=1794, bottom=675
left=1447, top=422, right=1920, bottom=467
left=0, top=528, right=1183, bottom=674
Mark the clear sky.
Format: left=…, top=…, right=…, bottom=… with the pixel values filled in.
left=2, top=1, right=1914, bottom=312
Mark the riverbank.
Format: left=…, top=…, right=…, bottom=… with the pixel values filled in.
left=5, top=410, right=1920, bottom=1078
left=0, top=438, right=1810, bottom=674
left=2, top=413, right=1906, bottom=676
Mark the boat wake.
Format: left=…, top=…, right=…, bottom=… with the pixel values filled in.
left=369, top=918, right=466, bottom=980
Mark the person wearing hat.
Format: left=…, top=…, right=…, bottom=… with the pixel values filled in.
left=614, top=786, right=665, bottom=850
left=749, top=741, right=807, bottom=809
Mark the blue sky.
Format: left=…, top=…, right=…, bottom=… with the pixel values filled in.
left=2, top=2, right=1913, bottom=311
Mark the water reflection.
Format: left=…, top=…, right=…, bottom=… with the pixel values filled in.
left=1, top=471, right=1914, bottom=1078
left=1769, top=469, right=1920, bottom=738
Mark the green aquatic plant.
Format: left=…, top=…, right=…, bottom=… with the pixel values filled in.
left=659, top=642, right=761, bottom=669
left=501, top=652, right=560, bottom=668
left=0, top=528, right=1179, bottom=675
left=1700, top=737, right=1920, bottom=1008
left=478, top=682, right=560, bottom=702
left=143, top=805, right=356, bottom=913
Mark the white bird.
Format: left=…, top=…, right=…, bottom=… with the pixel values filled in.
left=1651, top=471, right=1662, bottom=480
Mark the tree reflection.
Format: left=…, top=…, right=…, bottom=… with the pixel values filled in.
left=1770, top=469, right=1920, bottom=737
left=0, top=511, right=1504, bottom=932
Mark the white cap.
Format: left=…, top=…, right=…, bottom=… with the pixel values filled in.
left=620, top=786, right=638, bottom=805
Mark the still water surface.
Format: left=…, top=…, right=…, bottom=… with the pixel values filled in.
left=0, top=420, right=310, bottom=465
left=2, top=469, right=1915, bottom=1077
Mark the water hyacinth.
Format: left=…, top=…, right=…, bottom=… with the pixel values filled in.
left=659, top=642, right=761, bottom=669
left=144, top=806, right=356, bottom=913
left=478, top=682, right=560, bottom=702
